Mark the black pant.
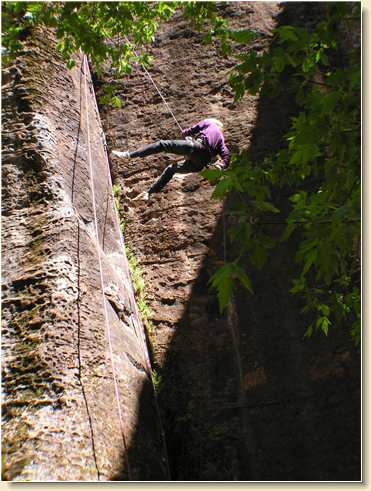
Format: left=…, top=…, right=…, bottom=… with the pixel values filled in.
left=129, top=139, right=211, bottom=193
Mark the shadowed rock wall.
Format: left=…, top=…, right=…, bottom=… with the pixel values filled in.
left=101, top=2, right=361, bottom=481
left=2, top=29, right=168, bottom=481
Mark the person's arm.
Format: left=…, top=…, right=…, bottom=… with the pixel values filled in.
left=218, top=138, right=230, bottom=169
left=182, top=120, right=207, bottom=137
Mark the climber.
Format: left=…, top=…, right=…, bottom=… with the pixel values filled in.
left=112, top=118, right=230, bottom=201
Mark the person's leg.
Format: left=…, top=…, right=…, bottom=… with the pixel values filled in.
left=148, top=159, right=200, bottom=194
left=130, top=139, right=202, bottom=159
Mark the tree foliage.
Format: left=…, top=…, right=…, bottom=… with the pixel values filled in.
left=2, top=1, right=177, bottom=72
left=1, top=1, right=226, bottom=107
left=203, top=3, right=361, bottom=344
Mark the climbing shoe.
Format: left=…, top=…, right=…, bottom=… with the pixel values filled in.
left=133, top=191, right=150, bottom=202
left=112, top=150, right=130, bottom=159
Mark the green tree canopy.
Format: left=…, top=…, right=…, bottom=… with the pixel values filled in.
left=2, top=2, right=177, bottom=70
left=203, top=3, right=361, bottom=344
left=1, top=1, right=227, bottom=70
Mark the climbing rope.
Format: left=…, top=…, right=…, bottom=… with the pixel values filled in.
left=72, top=62, right=100, bottom=481
left=83, top=55, right=133, bottom=480
left=124, top=35, right=183, bottom=134
left=85, top=55, right=171, bottom=479
left=222, top=208, right=227, bottom=264
left=86, top=60, right=153, bottom=378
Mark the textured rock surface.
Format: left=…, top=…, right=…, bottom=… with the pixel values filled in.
left=2, top=29, right=168, bottom=481
left=101, top=2, right=361, bottom=481
left=103, top=1, right=273, bottom=366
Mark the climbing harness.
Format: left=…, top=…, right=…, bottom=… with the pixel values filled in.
left=82, top=55, right=132, bottom=480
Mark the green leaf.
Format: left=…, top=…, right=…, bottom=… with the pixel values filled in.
left=302, top=57, right=314, bottom=73
left=250, top=246, right=268, bottom=270
left=289, top=144, right=320, bottom=166
left=251, top=200, right=279, bottom=213
left=318, top=304, right=330, bottom=316
left=209, top=264, right=233, bottom=313
left=212, top=176, right=234, bottom=200
left=27, top=3, right=44, bottom=14
left=209, top=262, right=253, bottom=313
left=316, top=316, right=330, bottom=336
left=302, top=249, right=317, bottom=275
left=304, top=324, right=314, bottom=338
left=282, top=221, right=297, bottom=240
left=276, top=25, right=299, bottom=43
left=272, top=56, right=285, bottom=73
left=290, top=192, right=306, bottom=204
left=290, top=277, right=305, bottom=294
left=235, top=266, right=254, bottom=294
left=322, top=91, right=339, bottom=113
left=66, top=59, right=76, bottom=69
left=229, top=29, right=254, bottom=44
left=111, top=96, right=122, bottom=108
left=200, top=168, right=224, bottom=182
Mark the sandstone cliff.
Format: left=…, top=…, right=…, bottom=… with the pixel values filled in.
left=2, top=2, right=361, bottom=482
left=2, top=29, right=167, bottom=481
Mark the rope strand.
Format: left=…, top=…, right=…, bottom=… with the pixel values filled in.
left=72, top=61, right=100, bottom=481
left=124, top=36, right=183, bottom=134
left=83, top=55, right=133, bottom=480
left=87, top=59, right=153, bottom=377
left=86, top=57, right=172, bottom=480
left=140, top=63, right=183, bottom=133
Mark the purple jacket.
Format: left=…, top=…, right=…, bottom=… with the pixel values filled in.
left=182, top=119, right=230, bottom=168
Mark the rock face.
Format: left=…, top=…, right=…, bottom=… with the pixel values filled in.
left=2, top=29, right=168, bottom=481
left=2, top=2, right=360, bottom=482
left=101, top=2, right=361, bottom=481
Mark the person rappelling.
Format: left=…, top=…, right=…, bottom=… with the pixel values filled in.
left=112, top=118, right=230, bottom=201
